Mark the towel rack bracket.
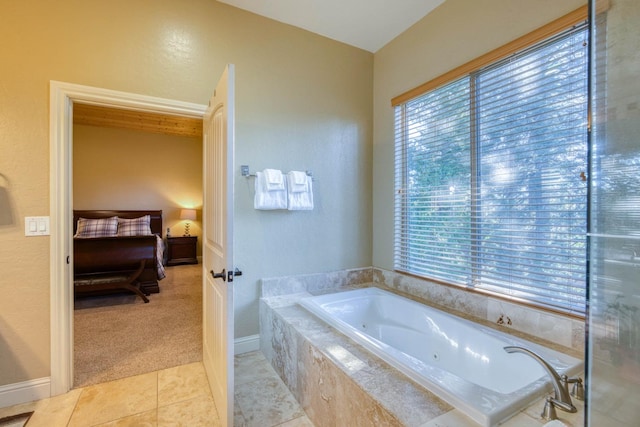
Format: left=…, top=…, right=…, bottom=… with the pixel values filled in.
left=240, top=165, right=313, bottom=180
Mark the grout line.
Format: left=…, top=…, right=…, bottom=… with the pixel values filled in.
left=66, top=387, right=84, bottom=427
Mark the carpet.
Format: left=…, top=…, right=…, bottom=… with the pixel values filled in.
left=73, top=264, right=202, bottom=388
left=0, top=412, right=33, bottom=427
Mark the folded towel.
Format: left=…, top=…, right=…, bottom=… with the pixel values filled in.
left=263, top=169, right=284, bottom=190
left=254, top=171, right=287, bottom=210
left=288, top=171, right=308, bottom=193
left=287, top=171, right=313, bottom=210
left=290, top=170, right=307, bottom=185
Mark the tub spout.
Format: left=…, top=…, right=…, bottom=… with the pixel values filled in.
left=504, top=346, right=577, bottom=414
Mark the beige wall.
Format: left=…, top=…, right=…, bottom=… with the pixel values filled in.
left=372, top=0, right=587, bottom=270
left=0, top=0, right=372, bottom=387
left=73, top=124, right=203, bottom=251
left=0, top=0, right=588, bottom=393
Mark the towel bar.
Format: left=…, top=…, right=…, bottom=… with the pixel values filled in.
left=241, top=165, right=314, bottom=180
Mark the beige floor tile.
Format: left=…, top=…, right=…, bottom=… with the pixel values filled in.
left=1, top=388, right=84, bottom=427
left=0, top=402, right=37, bottom=420
left=157, top=395, right=220, bottom=426
left=276, top=415, right=315, bottom=426
left=234, top=398, right=247, bottom=427
left=94, top=409, right=157, bottom=426
left=0, top=411, right=33, bottom=427
left=68, top=372, right=158, bottom=427
left=235, top=376, right=305, bottom=427
left=158, top=362, right=211, bottom=407
left=234, top=351, right=279, bottom=386
left=419, top=410, right=477, bottom=427
left=1, top=353, right=311, bottom=427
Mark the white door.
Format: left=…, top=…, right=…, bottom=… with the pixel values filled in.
left=202, top=64, right=235, bottom=426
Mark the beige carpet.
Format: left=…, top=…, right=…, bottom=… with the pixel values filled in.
left=73, top=264, right=202, bottom=388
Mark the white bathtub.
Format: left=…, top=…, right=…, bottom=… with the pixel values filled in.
left=299, top=287, right=583, bottom=427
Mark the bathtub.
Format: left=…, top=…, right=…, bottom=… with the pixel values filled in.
left=299, top=287, right=583, bottom=427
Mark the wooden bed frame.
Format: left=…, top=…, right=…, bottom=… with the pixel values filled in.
left=73, top=210, right=163, bottom=301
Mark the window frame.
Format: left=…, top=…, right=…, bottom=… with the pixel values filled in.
left=393, top=20, right=590, bottom=318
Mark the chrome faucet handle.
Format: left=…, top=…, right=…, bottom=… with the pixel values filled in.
left=542, top=396, right=559, bottom=421
left=567, top=377, right=584, bottom=401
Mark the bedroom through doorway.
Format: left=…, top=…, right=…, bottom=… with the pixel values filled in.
left=71, top=104, right=205, bottom=388
left=50, top=81, right=213, bottom=397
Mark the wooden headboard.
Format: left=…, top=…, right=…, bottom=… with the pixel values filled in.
left=73, top=210, right=163, bottom=235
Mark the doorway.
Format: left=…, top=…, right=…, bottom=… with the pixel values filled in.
left=71, top=105, right=203, bottom=387
left=49, top=81, right=207, bottom=395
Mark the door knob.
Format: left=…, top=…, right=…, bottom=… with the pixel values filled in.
left=211, top=268, right=226, bottom=281
left=227, top=268, right=243, bottom=282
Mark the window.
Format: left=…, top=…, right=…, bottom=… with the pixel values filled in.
left=394, top=25, right=588, bottom=316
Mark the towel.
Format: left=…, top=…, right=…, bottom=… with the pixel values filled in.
left=288, top=171, right=308, bottom=192
left=263, top=168, right=285, bottom=190
left=287, top=171, right=313, bottom=210
left=254, top=171, right=287, bottom=210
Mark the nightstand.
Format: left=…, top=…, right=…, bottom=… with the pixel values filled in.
left=165, top=236, right=198, bottom=266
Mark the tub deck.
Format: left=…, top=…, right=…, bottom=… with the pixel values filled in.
left=299, top=287, right=582, bottom=426
left=260, top=284, right=585, bottom=427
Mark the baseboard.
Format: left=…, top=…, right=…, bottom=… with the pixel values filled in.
left=234, top=334, right=260, bottom=355
left=0, top=377, right=50, bottom=409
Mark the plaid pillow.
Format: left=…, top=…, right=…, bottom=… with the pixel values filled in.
left=117, top=215, right=152, bottom=236
left=74, top=217, right=119, bottom=238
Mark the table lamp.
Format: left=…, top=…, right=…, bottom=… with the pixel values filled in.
left=180, top=209, right=196, bottom=236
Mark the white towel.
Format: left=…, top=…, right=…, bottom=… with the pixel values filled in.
left=263, top=169, right=285, bottom=190
left=288, top=171, right=308, bottom=193
left=287, top=171, right=313, bottom=210
left=254, top=171, right=287, bottom=210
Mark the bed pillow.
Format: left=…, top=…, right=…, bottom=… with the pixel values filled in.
left=74, top=216, right=119, bottom=238
left=117, top=215, right=152, bottom=236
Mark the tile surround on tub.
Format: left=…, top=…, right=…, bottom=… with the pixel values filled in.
left=486, top=299, right=576, bottom=349
left=260, top=295, right=453, bottom=427
left=372, top=268, right=585, bottom=353
left=261, top=267, right=584, bottom=352
left=260, top=267, right=374, bottom=298
left=372, top=268, right=489, bottom=320
left=260, top=288, right=584, bottom=427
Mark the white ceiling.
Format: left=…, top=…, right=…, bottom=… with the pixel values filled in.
left=217, top=0, right=445, bottom=53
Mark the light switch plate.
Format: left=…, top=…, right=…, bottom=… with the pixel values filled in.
left=25, top=216, right=50, bottom=236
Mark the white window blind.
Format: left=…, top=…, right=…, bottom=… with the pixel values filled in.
left=394, top=25, right=588, bottom=316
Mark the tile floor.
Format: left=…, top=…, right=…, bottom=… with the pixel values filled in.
left=0, top=351, right=314, bottom=427
left=1, top=349, right=587, bottom=427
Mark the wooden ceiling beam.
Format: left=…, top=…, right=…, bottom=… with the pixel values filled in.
left=73, top=103, right=203, bottom=138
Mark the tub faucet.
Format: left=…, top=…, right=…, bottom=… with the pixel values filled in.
left=504, top=346, right=577, bottom=414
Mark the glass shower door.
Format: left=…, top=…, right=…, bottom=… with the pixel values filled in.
left=587, top=0, right=640, bottom=425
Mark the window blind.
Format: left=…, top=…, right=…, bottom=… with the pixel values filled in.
left=395, top=25, right=588, bottom=316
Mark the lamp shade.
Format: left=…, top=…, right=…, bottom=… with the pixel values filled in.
left=180, top=209, right=196, bottom=221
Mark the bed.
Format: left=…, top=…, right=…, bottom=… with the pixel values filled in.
left=73, top=210, right=166, bottom=302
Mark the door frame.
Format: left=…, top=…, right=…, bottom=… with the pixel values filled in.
left=49, top=81, right=206, bottom=395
